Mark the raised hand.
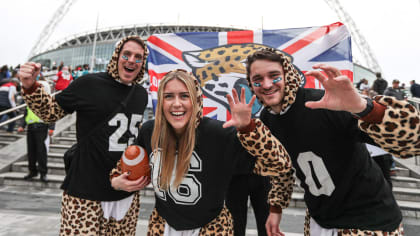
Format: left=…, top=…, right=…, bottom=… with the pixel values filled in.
left=18, top=62, right=41, bottom=89
left=305, top=63, right=367, bottom=114
left=223, top=87, right=256, bottom=129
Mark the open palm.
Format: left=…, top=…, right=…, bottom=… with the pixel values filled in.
left=223, top=88, right=256, bottom=129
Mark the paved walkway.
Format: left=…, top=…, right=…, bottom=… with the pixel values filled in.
left=0, top=209, right=303, bottom=236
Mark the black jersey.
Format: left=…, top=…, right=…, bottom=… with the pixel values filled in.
left=260, top=88, right=401, bottom=231
left=55, top=72, right=148, bottom=201
left=137, top=117, right=255, bottom=230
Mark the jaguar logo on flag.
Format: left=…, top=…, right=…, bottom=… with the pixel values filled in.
left=182, top=43, right=305, bottom=116
left=147, top=22, right=352, bottom=121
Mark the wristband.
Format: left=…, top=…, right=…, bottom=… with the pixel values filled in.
left=353, top=97, right=374, bottom=118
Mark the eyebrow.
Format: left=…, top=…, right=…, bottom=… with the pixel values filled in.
left=122, top=50, right=143, bottom=59
left=163, top=91, right=189, bottom=95
left=251, top=70, right=282, bottom=80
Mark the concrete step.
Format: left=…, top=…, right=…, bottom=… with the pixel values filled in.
left=0, top=184, right=64, bottom=197
left=289, top=191, right=420, bottom=218
left=393, top=187, right=420, bottom=202
left=0, top=140, right=12, bottom=148
left=48, top=144, right=72, bottom=154
left=58, top=130, right=76, bottom=138
left=289, top=192, right=306, bottom=208
left=0, top=132, right=25, bottom=141
left=293, top=184, right=304, bottom=193
left=0, top=172, right=64, bottom=189
left=391, top=176, right=420, bottom=188
left=398, top=200, right=420, bottom=218
left=51, top=136, right=76, bottom=145
left=11, top=161, right=66, bottom=176
left=394, top=167, right=410, bottom=177
left=47, top=152, right=64, bottom=163
left=292, top=175, right=420, bottom=192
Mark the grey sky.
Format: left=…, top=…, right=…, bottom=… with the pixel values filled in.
left=1, top=0, right=419, bottom=85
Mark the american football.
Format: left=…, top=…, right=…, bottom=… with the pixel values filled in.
left=121, top=145, right=150, bottom=180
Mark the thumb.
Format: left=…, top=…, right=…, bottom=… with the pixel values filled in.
left=34, top=63, right=42, bottom=71
left=305, top=101, right=323, bottom=109
left=122, top=172, right=131, bottom=179
left=222, top=120, right=234, bottom=129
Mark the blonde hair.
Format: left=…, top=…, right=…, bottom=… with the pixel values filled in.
left=151, top=70, right=201, bottom=189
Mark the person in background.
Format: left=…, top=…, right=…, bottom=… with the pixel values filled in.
left=384, top=79, right=405, bottom=100
left=365, top=144, right=393, bottom=187
left=71, top=66, right=80, bottom=80
left=226, top=174, right=272, bottom=236
left=81, top=64, right=90, bottom=76
left=359, top=78, right=370, bottom=92
left=371, top=72, right=388, bottom=95
left=17, top=105, right=55, bottom=182
left=54, top=65, right=73, bottom=91
left=410, top=80, right=420, bottom=98
left=0, top=78, right=19, bottom=132
left=355, top=78, right=364, bottom=90
left=0, top=65, right=11, bottom=81
left=142, top=80, right=154, bottom=120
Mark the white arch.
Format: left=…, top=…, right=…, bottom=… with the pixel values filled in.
left=28, top=0, right=77, bottom=59
left=324, top=0, right=382, bottom=73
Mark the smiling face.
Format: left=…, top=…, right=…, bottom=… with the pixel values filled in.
left=117, top=40, right=145, bottom=85
left=249, top=59, right=285, bottom=113
left=162, top=78, right=193, bottom=136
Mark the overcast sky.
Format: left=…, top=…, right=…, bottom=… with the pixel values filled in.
left=1, top=0, right=419, bottom=85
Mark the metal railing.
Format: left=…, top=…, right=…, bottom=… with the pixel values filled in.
left=0, top=90, right=60, bottom=128
left=408, top=97, right=420, bottom=110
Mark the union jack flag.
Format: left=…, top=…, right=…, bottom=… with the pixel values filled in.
left=147, top=22, right=352, bottom=121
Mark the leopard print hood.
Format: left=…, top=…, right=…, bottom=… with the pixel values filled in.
left=246, top=48, right=302, bottom=113
left=191, top=72, right=204, bottom=128
left=106, top=36, right=148, bottom=84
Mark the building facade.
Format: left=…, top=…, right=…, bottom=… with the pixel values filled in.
left=30, top=25, right=244, bottom=72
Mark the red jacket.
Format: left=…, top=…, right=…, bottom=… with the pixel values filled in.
left=55, top=71, right=73, bottom=91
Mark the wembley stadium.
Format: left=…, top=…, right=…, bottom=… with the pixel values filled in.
left=29, top=25, right=244, bottom=72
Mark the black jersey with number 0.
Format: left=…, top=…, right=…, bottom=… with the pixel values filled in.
left=260, top=88, right=401, bottom=231
left=55, top=72, right=148, bottom=201
left=137, top=117, right=256, bottom=230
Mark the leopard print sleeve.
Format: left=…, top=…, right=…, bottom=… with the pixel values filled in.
left=359, top=96, right=420, bottom=158
left=267, top=168, right=295, bottom=209
left=237, top=119, right=292, bottom=176
left=109, top=160, right=123, bottom=182
left=22, top=82, right=67, bottom=122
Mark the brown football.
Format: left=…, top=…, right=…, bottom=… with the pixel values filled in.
left=121, top=145, right=150, bottom=180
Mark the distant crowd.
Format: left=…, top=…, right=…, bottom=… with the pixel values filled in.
left=356, top=72, right=420, bottom=99
left=0, top=62, right=91, bottom=92
left=0, top=62, right=92, bottom=133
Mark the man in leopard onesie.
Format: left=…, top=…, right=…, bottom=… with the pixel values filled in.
left=18, top=36, right=150, bottom=235
left=236, top=48, right=419, bottom=236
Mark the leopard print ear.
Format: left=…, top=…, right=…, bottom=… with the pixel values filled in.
left=193, top=76, right=203, bottom=128
left=106, top=36, right=148, bottom=84
left=279, top=52, right=301, bottom=113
